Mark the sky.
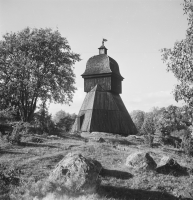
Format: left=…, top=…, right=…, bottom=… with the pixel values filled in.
left=0, top=0, right=188, bottom=116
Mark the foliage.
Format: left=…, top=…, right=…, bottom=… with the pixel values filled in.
left=0, top=107, right=16, bottom=122
left=0, top=27, right=80, bottom=122
left=141, top=113, right=156, bottom=147
left=0, top=165, right=21, bottom=199
left=57, top=114, right=76, bottom=132
left=52, top=110, right=67, bottom=124
left=157, top=106, right=181, bottom=137
left=53, top=110, right=76, bottom=132
left=26, top=179, right=56, bottom=200
left=181, top=127, right=193, bottom=155
left=130, top=110, right=145, bottom=134
left=161, top=0, right=193, bottom=153
left=161, top=0, right=193, bottom=108
left=178, top=105, right=193, bottom=126
left=8, top=121, right=30, bottom=144
left=33, top=102, right=55, bottom=134
left=141, top=113, right=157, bottom=135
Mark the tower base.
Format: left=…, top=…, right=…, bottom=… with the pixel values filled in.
left=71, top=84, right=137, bottom=136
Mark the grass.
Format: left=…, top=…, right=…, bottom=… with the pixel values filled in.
left=0, top=132, right=193, bottom=200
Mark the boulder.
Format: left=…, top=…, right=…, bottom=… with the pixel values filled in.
left=97, top=137, right=105, bottom=143
left=125, top=151, right=157, bottom=171
left=156, top=156, right=188, bottom=176
left=48, top=152, right=102, bottom=194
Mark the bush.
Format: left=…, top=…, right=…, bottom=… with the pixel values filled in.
left=0, top=165, right=21, bottom=199
left=141, top=113, right=156, bottom=147
left=144, top=134, right=154, bottom=147
left=8, top=122, right=30, bottom=144
left=0, top=108, right=17, bottom=122
left=181, top=128, right=193, bottom=156
left=23, top=179, right=57, bottom=200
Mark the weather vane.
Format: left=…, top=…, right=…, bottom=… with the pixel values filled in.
left=102, top=38, right=107, bottom=46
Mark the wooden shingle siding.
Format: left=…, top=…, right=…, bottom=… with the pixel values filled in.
left=90, top=110, right=133, bottom=135
left=84, top=77, right=111, bottom=92
left=111, top=94, right=127, bottom=112
left=82, top=54, right=122, bottom=77
left=71, top=84, right=137, bottom=136
left=111, top=76, right=122, bottom=94
left=84, top=75, right=122, bottom=94
left=80, top=89, right=96, bottom=110
left=79, top=110, right=93, bottom=132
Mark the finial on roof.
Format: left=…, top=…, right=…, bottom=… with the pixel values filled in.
left=102, top=38, right=107, bottom=46
left=99, top=39, right=108, bottom=55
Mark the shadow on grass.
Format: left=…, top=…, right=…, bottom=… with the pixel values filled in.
left=20, top=142, right=58, bottom=148
left=156, top=166, right=189, bottom=177
left=100, top=168, right=133, bottom=180
left=109, top=139, right=135, bottom=146
left=59, top=133, right=88, bottom=142
left=98, top=185, right=181, bottom=200
left=0, top=149, right=25, bottom=155
left=153, top=143, right=162, bottom=148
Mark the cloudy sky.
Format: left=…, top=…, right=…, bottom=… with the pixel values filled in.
left=0, top=0, right=188, bottom=115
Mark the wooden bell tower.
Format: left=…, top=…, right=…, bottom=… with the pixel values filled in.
left=71, top=40, right=137, bottom=136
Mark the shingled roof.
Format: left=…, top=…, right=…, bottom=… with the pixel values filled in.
left=82, top=54, right=123, bottom=79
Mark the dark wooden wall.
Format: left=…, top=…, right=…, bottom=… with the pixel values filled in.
left=84, top=77, right=111, bottom=92
left=84, top=76, right=122, bottom=94
left=111, top=76, right=122, bottom=94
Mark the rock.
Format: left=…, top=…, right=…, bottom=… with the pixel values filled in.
left=48, top=152, right=102, bottom=194
left=156, top=156, right=188, bottom=176
left=97, top=137, right=105, bottom=143
left=125, top=151, right=157, bottom=171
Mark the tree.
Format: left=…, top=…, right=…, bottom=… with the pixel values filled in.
left=156, top=106, right=179, bottom=137
left=179, top=105, right=193, bottom=126
left=33, top=101, right=54, bottom=134
left=141, top=112, right=157, bottom=147
left=0, top=27, right=80, bottom=122
left=53, top=110, right=76, bottom=132
left=57, top=113, right=76, bottom=132
left=52, top=110, right=67, bottom=124
left=161, top=0, right=193, bottom=108
left=130, top=110, right=145, bottom=134
left=141, top=113, right=157, bottom=136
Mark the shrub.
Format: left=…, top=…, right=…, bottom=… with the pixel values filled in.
left=0, top=165, right=21, bottom=199
left=170, top=129, right=187, bottom=140
left=141, top=113, right=156, bottom=147
left=0, top=108, right=17, bottom=122
left=181, top=128, right=193, bottom=156
left=23, top=179, right=57, bottom=200
left=8, top=122, right=30, bottom=144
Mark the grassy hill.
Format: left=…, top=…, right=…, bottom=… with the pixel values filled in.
left=0, top=132, right=193, bottom=200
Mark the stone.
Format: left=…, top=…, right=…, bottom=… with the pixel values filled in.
left=48, top=152, right=102, bottom=194
left=97, top=137, right=105, bottom=143
left=125, top=151, right=157, bottom=171
left=156, top=156, right=188, bottom=176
